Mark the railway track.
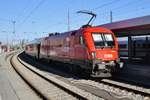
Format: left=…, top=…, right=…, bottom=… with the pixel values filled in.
left=101, top=79, right=150, bottom=98
left=18, top=52, right=150, bottom=100
left=10, top=52, right=104, bottom=100
left=72, top=79, right=150, bottom=100
left=70, top=71, right=150, bottom=100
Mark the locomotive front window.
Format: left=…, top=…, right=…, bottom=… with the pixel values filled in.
left=103, top=34, right=115, bottom=47
left=92, top=34, right=105, bottom=47
left=92, top=33, right=115, bottom=48
left=104, top=34, right=113, bottom=41
left=92, top=34, right=103, bottom=41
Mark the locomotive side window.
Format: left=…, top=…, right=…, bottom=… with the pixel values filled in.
left=79, top=36, right=84, bottom=45
left=80, top=36, right=86, bottom=47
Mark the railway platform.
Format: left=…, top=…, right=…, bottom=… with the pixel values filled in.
left=114, top=61, right=150, bottom=88
left=0, top=53, right=40, bottom=100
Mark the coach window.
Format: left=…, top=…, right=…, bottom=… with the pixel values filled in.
left=119, top=44, right=126, bottom=48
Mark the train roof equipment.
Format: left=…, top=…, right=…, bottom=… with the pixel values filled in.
left=48, top=32, right=60, bottom=37
left=77, top=10, right=96, bottom=28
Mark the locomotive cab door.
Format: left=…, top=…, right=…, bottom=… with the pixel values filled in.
left=74, top=32, right=87, bottom=66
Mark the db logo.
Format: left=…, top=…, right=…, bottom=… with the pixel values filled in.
left=104, top=54, right=113, bottom=58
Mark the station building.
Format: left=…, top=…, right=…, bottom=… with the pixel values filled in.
left=98, top=15, right=150, bottom=62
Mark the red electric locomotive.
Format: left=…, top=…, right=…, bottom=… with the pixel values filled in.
left=25, top=11, right=123, bottom=77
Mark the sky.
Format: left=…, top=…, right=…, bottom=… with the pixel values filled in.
left=0, top=0, right=150, bottom=44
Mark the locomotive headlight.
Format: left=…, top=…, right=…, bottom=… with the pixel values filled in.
left=91, top=52, right=96, bottom=59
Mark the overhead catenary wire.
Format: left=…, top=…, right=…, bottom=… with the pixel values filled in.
left=92, top=0, right=145, bottom=16
left=108, top=0, right=150, bottom=21
left=90, top=0, right=121, bottom=11
left=19, top=0, right=45, bottom=28
left=111, top=0, right=149, bottom=14
left=40, top=0, right=118, bottom=31
left=8, top=0, right=46, bottom=43
left=114, top=6, right=150, bottom=19
left=15, top=0, right=32, bottom=21
left=16, top=0, right=150, bottom=36
left=64, top=0, right=121, bottom=28
left=92, top=0, right=149, bottom=25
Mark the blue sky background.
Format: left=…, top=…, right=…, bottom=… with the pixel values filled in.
left=0, top=0, right=150, bottom=44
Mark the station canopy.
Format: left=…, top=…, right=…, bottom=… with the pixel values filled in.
left=98, top=15, right=150, bottom=37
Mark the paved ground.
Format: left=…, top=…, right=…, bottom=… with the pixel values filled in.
left=125, top=63, right=150, bottom=77
left=113, top=61, right=150, bottom=88
left=0, top=53, right=41, bottom=100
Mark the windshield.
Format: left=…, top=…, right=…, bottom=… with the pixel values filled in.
left=92, top=33, right=115, bottom=48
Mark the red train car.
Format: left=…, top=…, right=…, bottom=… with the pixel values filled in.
left=25, top=39, right=41, bottom=58
left=25, top=26, right=123, bottom=77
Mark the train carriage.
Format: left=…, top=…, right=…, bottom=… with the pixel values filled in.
left=118, top=35, right=150, bottom=61
left=25, top=39, right=41, bottom=59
